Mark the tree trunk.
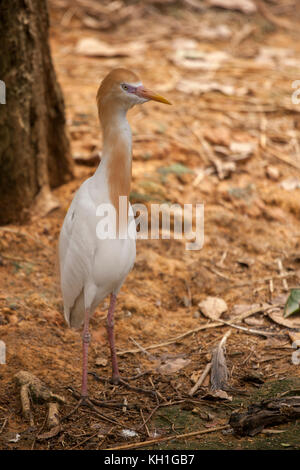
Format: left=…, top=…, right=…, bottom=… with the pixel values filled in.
left=0, top=0, right=74, bottom=224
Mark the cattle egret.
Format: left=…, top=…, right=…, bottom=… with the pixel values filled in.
left=59, top=68, right=171, bottom=403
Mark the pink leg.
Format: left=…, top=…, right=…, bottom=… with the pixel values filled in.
left=81, top=308, right=91, bottom=398
left=107, top=293, right=120, bottom=384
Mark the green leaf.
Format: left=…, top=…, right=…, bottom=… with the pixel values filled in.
left=283, top=289, right=300, bottom=318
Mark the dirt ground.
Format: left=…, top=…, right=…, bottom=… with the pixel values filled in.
left=1, top=0, right=300, bottom=450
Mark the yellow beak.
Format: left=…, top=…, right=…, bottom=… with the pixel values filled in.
left=136, top=86, right=172, bottom=105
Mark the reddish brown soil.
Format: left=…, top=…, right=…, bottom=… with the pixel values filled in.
left=1, top=1, right=300, bottom=450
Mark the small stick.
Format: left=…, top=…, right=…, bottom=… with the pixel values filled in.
left=219, top=329, right=232, bottom=348
left=234, top=303, right=281, bottom=323
left=0, top=418, right=7, bottom=435
left=122, top=397, right=128, bottom=413
left=269, top=279, right=274, bottom=302
left=97, top=425, right=115, bottom=450
left=140, top=408, right=150, bottom=437
left=277, top=258, right=288, bottom=291
left=137, top=405, right=160, bottom=431
left=104, top=425, right=229, bottom=450
left=216, top=251, right=227, bottom=268
left=71, top=429, right=103, bottom=450
left=129, top=337, right=157, bottom=361
left=266, top=146, right=300, bottom=171
left=148, top=376, right=164, bottom=403
left=208, top=265, right=296, bottom=286
left=189, top=362, right=212, bottom=397
left=217, top=320, right=276, bottom=337
left=117, top=322, right=223, bottom=356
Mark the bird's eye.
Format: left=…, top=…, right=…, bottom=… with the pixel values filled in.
left=122, top=84, right=128, bottom=91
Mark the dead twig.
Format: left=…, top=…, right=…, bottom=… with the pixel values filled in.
left=0, top=418, right=8, bottom=435
left=189, top=362, right=212, bottom=397
left=104, top=424, right=229, bottom=450
left=129, top=337, right=157, bottom=361
left=266, top=147, right=300, bottom=172
left=137, top=405, right=160, bottom=431
left=216, top=320, right=277, bottom=338
left=233, top=303, right=282, bottom=323
left=117, top=322, right=223, bottom=356
left=140, top=408, right=151, bottom=437
left=276, top=258, right=289, bottom=292
left=71, top=429, right=103, bottom=450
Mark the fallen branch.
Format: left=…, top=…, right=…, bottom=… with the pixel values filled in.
left=230, top=396, right=300, bottom=436
left=104, top=424, right=229, bottom=450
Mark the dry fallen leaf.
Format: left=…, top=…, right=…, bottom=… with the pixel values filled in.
left=203, top=390, right=232, bottom=401
left=190, top=370, right=202, bottom=384
left=198, top=296, right=228, bottom=320
left=207, top=0, right=256, bottom=14
left=95, top=357, right=108, bottom=367
left=255, top=47, right=296, bottom=66
left=244, top=317, right=265, bottom=327
left=268, top=309, right=300, bottom=329
left=229, top=142, right=256, bottom=160
left=75, top=38, right=145, bottom=57
left=231, top=303, right=261, bottom=317
left=288, top=331, right=300, bottom=344
left=176, top=80, right=247, bottom=97
left=198, top=24, right=232, bottom=40
left=157, top=357, right=190, bottom=375
left=172, top=48, right=229, bottom=71
left=280, top=178, right=300, bottom=191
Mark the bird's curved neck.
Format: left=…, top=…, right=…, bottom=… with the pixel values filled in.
left=99, top=105, right=132, bottom=216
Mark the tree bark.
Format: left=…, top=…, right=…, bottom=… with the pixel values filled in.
left=0, top=0, right=74, bottom=224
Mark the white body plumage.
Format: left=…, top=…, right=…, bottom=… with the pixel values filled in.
left=59, top=137, right=136, bottom=328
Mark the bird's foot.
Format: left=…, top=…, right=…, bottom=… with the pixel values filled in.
left=61, top=393, right=91, bottom=421
left=63, top=388, right=124, bottom=426
left=88, top=371, right=158, bottom=399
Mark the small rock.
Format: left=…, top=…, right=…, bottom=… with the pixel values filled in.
left=266, top=165, right=280, bottom=181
